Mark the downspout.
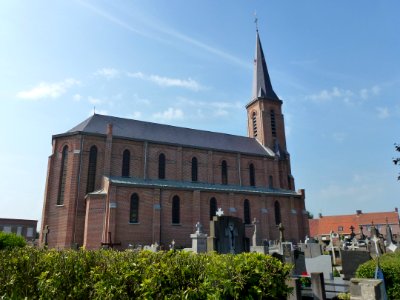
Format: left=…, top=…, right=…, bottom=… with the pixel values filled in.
left=73, top=134, right=84, bottom=245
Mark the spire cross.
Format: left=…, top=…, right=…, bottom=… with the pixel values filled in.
left=254, top=11, right=258, bottom=31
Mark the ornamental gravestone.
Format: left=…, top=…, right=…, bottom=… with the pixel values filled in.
left=207, top=216, right=245, bottom=254
left=190, top=222, right=208, bottom=253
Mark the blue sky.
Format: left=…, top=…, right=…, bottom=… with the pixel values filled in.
left=1, top=1, right=399, bottom=225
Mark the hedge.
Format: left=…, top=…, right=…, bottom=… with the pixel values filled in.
left=0, top=248, right=293, bottom=299
left=0, top=232, right=26, bottom=250
left=356, top=251, right=400, bottom=300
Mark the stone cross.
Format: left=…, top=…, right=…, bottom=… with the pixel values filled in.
left=359, top=224, right=366, bottom=240
left=216, top=207, right=224, bottom=217
left=195, top=222, right=203, bottom=234
left=43, top=225, right=50, bottom=246
left=170, top=239, right=175, bottom=250
left=350, top=225, right=355, bottom=239
left=252, top=218, right=259, bottom=247
left=278, top=223, right=285, bottom=243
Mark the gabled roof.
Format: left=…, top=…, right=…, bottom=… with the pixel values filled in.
left=309, top=211, right=400, bottom=237
left=62, top=114, right=275, bottom=157
left=251, top=31, right=279, bottom=102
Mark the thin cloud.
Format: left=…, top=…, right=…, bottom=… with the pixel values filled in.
left=128, top=72, right=203, bottom=91
left=16, top=78, right=80, bottom=100
left=94, top=68, right=120, bottom=79
left=153, top=107, right=184, bottom=121
left=376, top=107, right=389, bottom=119
left=88, top=96, right=103, bottom=105
left=307, top=85, right=381, bottom=104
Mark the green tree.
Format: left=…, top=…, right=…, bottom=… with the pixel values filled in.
left=0, top=232, right=26, bottom=249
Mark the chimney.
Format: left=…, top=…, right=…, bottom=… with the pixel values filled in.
left=318, top=213, right=323, bottom=219
left=107, top=123, right=113, bottom=135
left=395, top=207, right=398, bottom=213
left=356, top=210, right=362, bottom=215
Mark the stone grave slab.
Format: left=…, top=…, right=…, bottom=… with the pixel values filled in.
left=341, top=250, right=371, bottom=280
left=305, top=255, right=333, bottom=280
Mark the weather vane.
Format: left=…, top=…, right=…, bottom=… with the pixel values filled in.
left=254, top=11, right=258, bottom=31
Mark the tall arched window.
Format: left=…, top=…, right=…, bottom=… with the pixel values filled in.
left=57, top=145, right=68, bottom=205
left=86, top=146, right=97, bottom=193
left=130, top=193, right=139, bottom=223
left=249, top=163, right=255, bottom=187
left=122, top=149, right=130, bottom=177
left=158, top=153, right=166, bottom=179
left=274, top=201, right=281, bottom=225
left=244, top=199, right=251, bottom=224
left=269, top=176, right=274, bottom=189
left=270, top=109, right=277, bottom=137
left=221, top=160, right=228, bottom=185
left=191, top=157, right=198, bottom=182
left=210, top=197, right=217, bottom=220
left=252, top=111, right=257, bottom=137
left=172, top=195, right=180, bottom=224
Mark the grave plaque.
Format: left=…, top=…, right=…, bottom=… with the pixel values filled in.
left=207, top=216, right=245, bottom=254
left=341, top=250, right=371, bottom=280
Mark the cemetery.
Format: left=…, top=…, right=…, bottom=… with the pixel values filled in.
left=1, top=211, right=400, bottom=299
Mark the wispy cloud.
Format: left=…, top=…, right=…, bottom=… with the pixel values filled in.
left=88, top=96, right=103, bottom=105
left=376, top=107, right=390, bottom=119
left=128, top=72, right=203, bottom=91
left=94, top=68, right=120, bottom=79
left=332, top=132, right=347, bottom=143
left=153, top=107, right=184, bottom=121
left=16, top=78, right=80, bottom=100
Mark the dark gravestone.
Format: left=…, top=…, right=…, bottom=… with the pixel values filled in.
left=207, top=216, right=246, bottom=254
left=341, top=250, right=371, bottom=280
left=293, top=250, right=307, bottom=276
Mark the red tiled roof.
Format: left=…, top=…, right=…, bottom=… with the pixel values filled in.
left=309, top=211, right=400, bottom=237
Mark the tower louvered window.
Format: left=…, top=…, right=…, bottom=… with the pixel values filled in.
left=221, top=160, right=228, bottom=185
left=158, top=153, right=166, bottom=179
left=274, top=201, right=281, bottom=225
left=210, top=197, right=217, bottom=220
left=191, top=157, right=198, bottom=182
left=249, top=163, right=255, bottom=187
left=57, top=146, right=68, bottom=205
left=172, top=195, right=180, bottom=224
left=270, top=109, right=277, bottom=137
left=269, top=175, right=274, bottom=189
left=130, top=193, right=139, bottom=223
left=122, top=149, right=130, bottom=177
left=86, top=146, right=97, bottom=193
left=252, top=112, right=257, bottom=137
left=244, top=199, right=251, bottom=224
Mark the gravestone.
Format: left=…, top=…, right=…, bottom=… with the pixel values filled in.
left=207, top=215, right=245, bottom=254
left=42, top=225, right=49, bottom=247
left=190, top=222, right=208, bottom=253
left=249, top=218, right=268, bottom=254
left=305, top=255, right=333, bottom=280
left=293, top=250, right=307, bottom=276
left=281, top=242, right=294, bottom=264
left=341, top=250, right=371, bottom=280
left=298, top=243, right=322, bottom=258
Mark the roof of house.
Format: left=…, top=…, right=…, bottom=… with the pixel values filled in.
left=60, top=113, right=275, bottom=157
left=309, top=211, right=400, bottom=237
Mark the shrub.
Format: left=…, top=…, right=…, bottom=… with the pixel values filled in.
left=0, top=232, right=26, bottom=250
left=356, top=251, right=400, bottom=299
left=0, top=248, right=292, bottom=299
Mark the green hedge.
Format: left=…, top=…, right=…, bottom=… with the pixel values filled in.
left=0, top=232, right=26, bottom=250
left=356, top=251, right=400, bottom=300
left=0, top=248, right=292, bottom=299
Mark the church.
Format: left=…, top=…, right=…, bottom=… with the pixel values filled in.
left=40, top=31, right=309, bottom=249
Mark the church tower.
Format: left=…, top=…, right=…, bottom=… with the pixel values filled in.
left=246, top=30, right=294, bottom=190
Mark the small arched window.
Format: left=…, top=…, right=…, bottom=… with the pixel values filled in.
left=210, top=197, right=217, bottom=220
left=57, top=145, right=68, bottom=205
left=191, top=157, right=198, bottom=182
left=130, top=193, right=139, bottom=223
left=172, top=195, right=180, bottom=224
left=270, top=109, right=277, bottom=137
left=269, top=176, right=274, bottom=189
left=274, top=201, right=281, bottom=225
left=244, top=199, right=251, bottom=224
left=158, top=153, right=166, bottom=179
left=86, top=146, right=97, bottom=193
left=221, top=160, right=228, bottom=185
left=249, top=163, right=255, bottom=187
left=122, top=149, right=130, bottom=177
left=252, top=111, right=257, bottom=137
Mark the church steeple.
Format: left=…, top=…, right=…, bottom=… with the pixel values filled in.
left=252, top=31, right=279, bottom=101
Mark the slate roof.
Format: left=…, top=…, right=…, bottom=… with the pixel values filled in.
left=309, top=211, right=400, bottom=237
left=108, top=176, right=300, bottom=197
left=250, top=31, right=279, bottom=103
left=62, top=114, right=275, bottom=157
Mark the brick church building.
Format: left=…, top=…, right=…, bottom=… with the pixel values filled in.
left=40, top=31, right=309, bottom=249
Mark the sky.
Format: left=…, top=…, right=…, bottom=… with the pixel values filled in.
left=1, top=1, right=399, bottom=226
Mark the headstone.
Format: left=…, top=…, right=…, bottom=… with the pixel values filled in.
left=298, top=243, right=322, bottom=258
left=385, top=221, right=398, bottom=253
left=293, top=250, right=307, bottom=276
left=341, top=250, right=372, bottom=280
left=169, top=239, right=175, bottom=250
left=305, top=255, right=333, bottom=280
left=281, top=242, right=294, bottom=264
left=207, top=216, right=245, bottom=254
left=190, top=222, right=208, bottom=253
left=278, top=223, right=285, bottom=243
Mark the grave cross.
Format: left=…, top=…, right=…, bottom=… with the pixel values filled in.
left=216, top=207, right=224, bottom=217
left=43, top=225, right=50, bottom=247
left=252, top=218, right=259, bottom=247
left=278, top=223, right=285, bottom=243
left=101, top=231, right=121, bottom=249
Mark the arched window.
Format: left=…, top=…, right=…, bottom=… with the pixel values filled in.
left=269, top=176, right=274, bottom=189
left=122, top=149, right=130, bottom=177
left=172, top=195, right=180, bottom=224
left=249, top=163, right=255, bottom=187
left=244, top=199, right=251, bottom=224
left=86, top=146, right=97, bottom=193
left=191, top=157, right=198, bottom=182
left=158, top=153, right=166, bottom=179
left=130, top=193, right=139, bottom=223
left=210, top=197, right=217, bottom=220
left=252, top=111, right=257, bottom=137
left=57, top=145, right=68, bottom=205
left=221, top=160, right=228, bottom=185
left=270, top=109, right=277, bottom=137
left=274, top=201, right=281, bottom=225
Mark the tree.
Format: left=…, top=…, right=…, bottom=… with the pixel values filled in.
left=0, top=232, right=26, bottom=249
left=306, top=210, right=314, bottom=219
left=394, top=143, right=400, bottom=180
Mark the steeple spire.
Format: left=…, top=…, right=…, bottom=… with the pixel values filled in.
left=252, top=31, right=279, bottom=101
